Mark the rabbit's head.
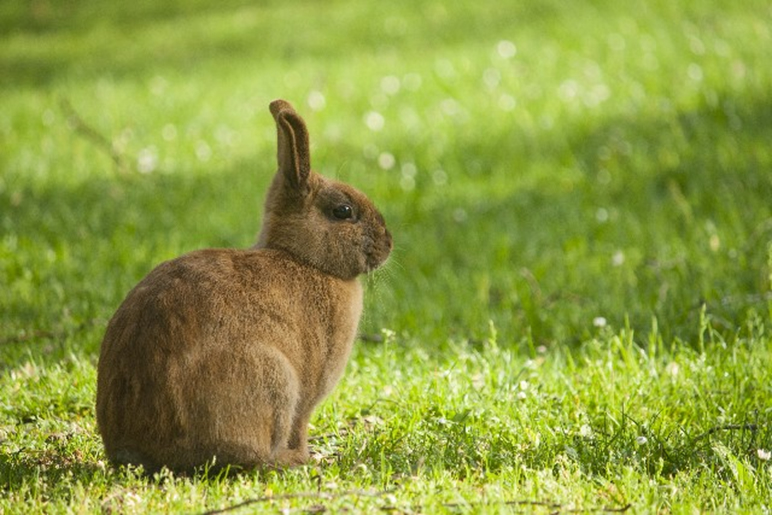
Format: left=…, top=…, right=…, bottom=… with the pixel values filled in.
left=256, top=100, right=392, bottom=280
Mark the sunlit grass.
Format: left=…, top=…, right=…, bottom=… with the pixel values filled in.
left=2, top=0, right=771, bottom=512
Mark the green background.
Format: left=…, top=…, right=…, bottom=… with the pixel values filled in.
left=1, top=1, right=771, bottom=512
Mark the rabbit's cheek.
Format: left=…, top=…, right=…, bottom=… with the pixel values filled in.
left=362, top=235, right=376, bottom=255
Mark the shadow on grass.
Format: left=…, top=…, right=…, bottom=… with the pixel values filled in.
left=0, top=155, right=269, bottom=367
left=0, top=437, right=104, bottom=495
left=2, top=88, right=770, bottom=367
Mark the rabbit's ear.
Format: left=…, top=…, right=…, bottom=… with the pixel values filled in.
left=270, top=100, right=311, bottom=196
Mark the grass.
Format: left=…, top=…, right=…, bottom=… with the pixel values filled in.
left=1, top=0, right=771, bottom=512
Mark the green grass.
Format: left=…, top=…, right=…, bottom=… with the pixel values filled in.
left=2, top=0, right=772, bottom=512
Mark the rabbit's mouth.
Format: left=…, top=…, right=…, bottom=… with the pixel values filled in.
left=365, top=258, right=386, bottom=274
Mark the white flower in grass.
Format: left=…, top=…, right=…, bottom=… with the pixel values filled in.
left=452, top=208, right=468, bottom=223
left=593, top=316, right=607, bottom=328
left=498, top=94, right=516, bottom=111
left=635, top=436, right=648, bottom=445
left=307, top=90, right=326, bottom=111
left=378, top=152, right=395, bottom=170
left=364, top=111, right=385, bottom=132
left=432, top=169, right=447, bottom=186
left=483, top=67, right=500, bottom=89
left=138, top=147, right=158, bottom=174
left=380, top=75, right=401, bottom=96
left=758, top=449, right=771, bottom=461
left=402, top=72, right=422, bottom=91
left=195, top=140, right=211, bottom=162
left=496, top=40, right=517, bottom=59
left=162, top=123, right=177, bottom=141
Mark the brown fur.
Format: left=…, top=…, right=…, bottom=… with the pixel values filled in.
left=96, top=100, right=392, bottom=474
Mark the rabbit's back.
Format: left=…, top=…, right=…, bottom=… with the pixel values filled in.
left=96, top=248, right=362, bottom=472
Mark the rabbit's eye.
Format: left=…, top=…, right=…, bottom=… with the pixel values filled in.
left=332, top=204, right=353, bottom=220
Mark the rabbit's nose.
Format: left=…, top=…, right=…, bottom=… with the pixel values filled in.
left=381, top=228, right=393, bottom=250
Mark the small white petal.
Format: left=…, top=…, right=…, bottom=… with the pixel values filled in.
left=365, top=111, right=385, bottom=132
left=497, top=40, right=517, bottom=59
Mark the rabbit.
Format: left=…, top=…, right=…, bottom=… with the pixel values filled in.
left=96, top=99, right=392, bottom=474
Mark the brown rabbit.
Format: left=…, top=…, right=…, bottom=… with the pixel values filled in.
left=96, top=99, right=392, bottom=474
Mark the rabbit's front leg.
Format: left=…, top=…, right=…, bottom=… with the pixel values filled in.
left=286, top=408, right=312, bottom=454
left=274, top=424, right=310, bottom=466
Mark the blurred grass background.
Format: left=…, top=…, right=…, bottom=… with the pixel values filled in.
left=2, top=0, right=770, bottom=354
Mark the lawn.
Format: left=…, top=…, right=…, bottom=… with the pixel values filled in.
left=2, top=0, right=772, bottom=512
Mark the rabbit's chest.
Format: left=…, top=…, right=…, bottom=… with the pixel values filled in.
left=303, top=279, right=363, bottom=396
